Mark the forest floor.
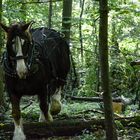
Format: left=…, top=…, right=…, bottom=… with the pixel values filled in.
left=1, top=96, right=140, bottom=140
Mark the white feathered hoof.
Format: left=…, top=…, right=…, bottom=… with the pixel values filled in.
left=13, top=127, right=26, bottom=140
left=46, top=113, right=53, bottom=122
left=39, top=110, right=53, bottom=123
left=50, top=99, right=61, bottom=115
left=39, top=111, right=46, bottom=122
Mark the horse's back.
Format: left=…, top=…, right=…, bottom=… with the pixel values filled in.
left=31, top=27, right=70, bottom=87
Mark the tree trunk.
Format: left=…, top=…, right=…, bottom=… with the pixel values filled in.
left=99, top=0, right=118, bottom=140
left=0, top=0, right=4, bottom=110
left=0, top=0, right=2, bottom=45
left=79, top=0, right=85, bottom=62
left=62, top=0, right=72, bottom=41
left=0, top=66, right=4, bottom=110
left=48, top=0, right=53, bottom=28
left=20, top=0, right=27, bottom=21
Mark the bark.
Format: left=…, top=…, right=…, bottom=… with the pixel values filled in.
left=62, top=0, right=72, bottom=41
left=0, top=67, right=4, bottom=109
left=48, top=0, right=53, bottom=28
left=0, top=0, right=2, bottom=46
left=99, top=0, right=118, bottom=139
left=0, top=117, right=139, bottom=139
left=20, top=0, right=27, bottom=21
left=0, top=0, right=4, bottom=109
left=79, top=0, right=85, bottom=62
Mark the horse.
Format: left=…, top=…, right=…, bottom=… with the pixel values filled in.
left=0, top=21, right=70, bottom=140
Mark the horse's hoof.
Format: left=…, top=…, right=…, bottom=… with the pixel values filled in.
left=47, top=113, right=53, bottom=122
left=13, top=127, right=26, bottom=140
left=50, top=99, right=61, bottom=115
left=39, top=111, right=46, bottom=122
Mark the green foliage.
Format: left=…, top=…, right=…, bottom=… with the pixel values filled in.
left=1, top=0, right=140, bottom=139
left=1, top=0, right=140, bottom=100
left=115, top=120, right=124, bottom=129
left=76, top=130, right=105, bottom=140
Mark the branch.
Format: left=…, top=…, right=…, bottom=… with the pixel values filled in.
left=21, top=0, right=62, bottom=5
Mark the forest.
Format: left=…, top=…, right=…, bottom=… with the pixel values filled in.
left=0, top=0, right=140, bottom=140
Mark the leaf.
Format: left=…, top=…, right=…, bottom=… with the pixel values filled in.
left=0, top=123, right=4, bottom=127
left=115, top=120, right=124, bottom=129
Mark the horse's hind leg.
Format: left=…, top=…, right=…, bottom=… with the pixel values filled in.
left=38, top=94, right=53, bottom=122
left=10, top=95, right=26, bottom=140
left=50, top=87, right=62, bottom=115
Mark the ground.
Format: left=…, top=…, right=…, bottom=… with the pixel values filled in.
left=1, top=96, right=140, bottom=140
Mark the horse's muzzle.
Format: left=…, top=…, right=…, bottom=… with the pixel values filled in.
left=16, top=59, right=28, bottom=79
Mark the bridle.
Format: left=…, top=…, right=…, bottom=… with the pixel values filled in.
left=2, top=36, right=38, bottom=78
left=10, top=55, right=28, bottom=61
left=2, top=27, right=64, bottom=79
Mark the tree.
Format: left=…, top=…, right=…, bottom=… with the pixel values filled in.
left=48, top=0, right=52, bottom=28
left=99, top=0, right=118, bottom=139
left=79, top=0, right=85, bottom=62
left=20, top=0, right=27, bottom=21
left=0, top=0, right=2, bottom=50
left=62, top=0, right=73, bottom=41
left=0, top=0, right=4, bottom=110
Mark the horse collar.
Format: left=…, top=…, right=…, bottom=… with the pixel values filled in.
left=2, top=51, right=39, bottom=78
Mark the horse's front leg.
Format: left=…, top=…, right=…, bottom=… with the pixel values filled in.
left=38, top=93, right=53, bottom=123
left=10, top=95, right=26, bottom=140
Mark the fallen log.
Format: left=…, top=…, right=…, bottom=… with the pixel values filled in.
left=66, top=95, right=123, bottom=103
left=66, top=95, right=132, bottom=105
left=0, top=119, right=104, bottom=139
left=0, top=116, right=140, bottom=139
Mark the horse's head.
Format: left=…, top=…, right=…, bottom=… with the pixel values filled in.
left=0, top=21, right=34, bottom=79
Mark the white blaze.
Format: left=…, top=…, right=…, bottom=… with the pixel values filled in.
left=16, top=37, right=27, bottom=79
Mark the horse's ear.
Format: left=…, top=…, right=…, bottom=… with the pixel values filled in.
left=0, top=23, right=9, bottom=32
left=21, top=21, right=35, bottom=31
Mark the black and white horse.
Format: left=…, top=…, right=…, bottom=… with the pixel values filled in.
left=0, top=22, right=70, bottom=140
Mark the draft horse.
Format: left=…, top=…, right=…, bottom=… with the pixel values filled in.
left=0, top=21, right=70, bottom=140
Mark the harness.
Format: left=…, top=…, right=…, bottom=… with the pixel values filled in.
left=2, top=52, right=17, bottom=77
left=1, top=43, right=39, bottom=78
left=1, top=28, right=67, bottom=81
